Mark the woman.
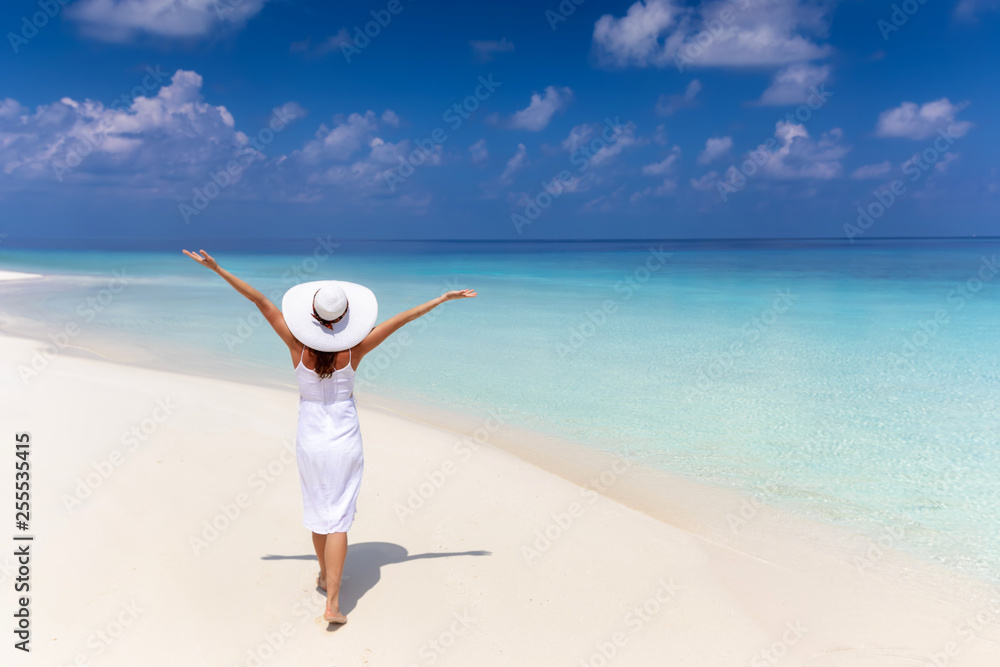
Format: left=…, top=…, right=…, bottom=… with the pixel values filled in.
left=182, top=249, right=476, bottom=624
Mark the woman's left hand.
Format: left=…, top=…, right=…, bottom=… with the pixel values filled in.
left=182, top=249, right=220, bottom=272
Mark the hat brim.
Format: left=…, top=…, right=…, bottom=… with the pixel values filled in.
left=281, top=280, right=378, bottom=352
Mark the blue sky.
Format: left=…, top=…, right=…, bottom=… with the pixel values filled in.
left=0, top=0, right=997, bottom=241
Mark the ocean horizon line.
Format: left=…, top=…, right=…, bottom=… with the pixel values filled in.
left=2, top=234, right=999, bottom=253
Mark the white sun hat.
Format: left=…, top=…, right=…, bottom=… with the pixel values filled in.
left=281, top=280, right=378, bottom=352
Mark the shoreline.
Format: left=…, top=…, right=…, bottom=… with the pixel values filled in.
left=1, top=310, right=998, bottom=593
left=2, top=317, right=995, bottom=595
left=0, top=263, right=997, bottom=592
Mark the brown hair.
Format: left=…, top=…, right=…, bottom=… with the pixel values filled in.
left=310, top=347, right=340, bottom=379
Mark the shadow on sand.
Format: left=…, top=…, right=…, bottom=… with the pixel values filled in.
left=262, top=542, right=491, bottom=615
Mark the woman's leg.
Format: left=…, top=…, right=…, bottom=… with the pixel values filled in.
left=323, top=531, right=349, bottom=620
left=311, top=532, right=327, bottom=589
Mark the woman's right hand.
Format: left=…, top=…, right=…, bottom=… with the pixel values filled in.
left=182, top=249, right=220, bottom=272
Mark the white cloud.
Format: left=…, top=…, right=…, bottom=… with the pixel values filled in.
left=296, top=135, right=440, bottom=198
left=900, top=150, right=960, bottom=178
left=954, top=0, right=1000, bottom=21
left=0, top=70, right=296, bottom=189
left=583, top=185, right=628, bottom=212
left=509, top=173, right=591, bottom=208
left=655, top=79, right=701, bottom=116
left=560, top=176, right=587, bottom=193
left=305, top=159, right=384, bottom=191
left=757, top=63, right=830, bottom=105
left=875, top=98, right=972, bottom=140
left=501, top=143, right=528, bottom=182
left=469, top=139, right=488, bottom=165
left=381, top=110, right=400, bottom=127
left=290, top=30, right=352, bottom=57
left=592, top=0, right=833, bottom=69
left=934, top=152, right=959, bottom=173
left=280, top=101, right=308, bottom=120
left=592, top=0, right=683, bottom=68
left=634, top=145, right=681, bottom=200
left=589, top=123, right=644, bottom=166
left=398, top=191, right=433, bottom=211
left=0, top=99, right=26, bottom=119
left=67, top=0, right=270, bottom=42
left=562, top=124, right=595, bottom=153
left=760, top=121, right=848, bottom=179
left=283, top=105, right=444, bottom=200
left=508, top=86, right=573, bottom=131
left=0, top=72, right=439, bottom=210
left=850, top=161, right=892, bottom=179
left=705, top=121, right=847, bottom=186
left=371, top=136, right=440, bottom=167
left=297, top=111, right=381, bottom=163
left=690, top=171, right=719, bottom=191
left=562, top=121, right=644, bottom=167
left=652, top=124, right=669, bottom=145
left=630, top=179, right=677, bottom=202
left=279, top=108, right=446, bottom=202
left=642, top=146, right=682, bottom=175
left=697, top=136, right=732, bottom=164
left=470, top=38, right=514, bottom=61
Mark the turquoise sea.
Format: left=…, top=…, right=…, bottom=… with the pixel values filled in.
left=2, top=239, right=999, bottom=584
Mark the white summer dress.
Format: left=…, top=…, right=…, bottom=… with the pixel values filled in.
left=294, top=346, right=363, bottom=534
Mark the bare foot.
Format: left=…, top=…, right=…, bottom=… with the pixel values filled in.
left=323, top=607, right=347, bottom=624
left=317, top=572, right=327, bottom=592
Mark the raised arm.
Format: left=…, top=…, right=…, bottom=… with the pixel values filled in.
left=354, top=289, right=476, bottom=362
left=182, top=249, right=299, bottom=352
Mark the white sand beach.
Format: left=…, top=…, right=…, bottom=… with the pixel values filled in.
left=0, top=270, right=43, bottom=281
left=3, top=329, right=1000, bottom=667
